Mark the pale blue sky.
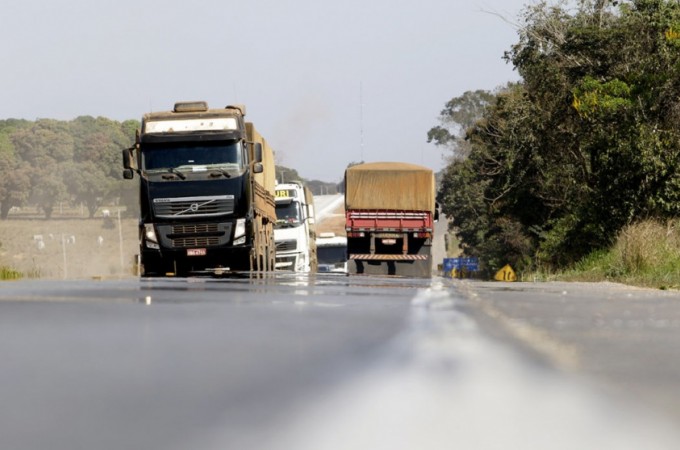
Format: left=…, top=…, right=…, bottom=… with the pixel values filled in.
left=1, top=0, right=535, bottom=181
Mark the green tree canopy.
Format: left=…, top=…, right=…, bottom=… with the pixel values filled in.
left=427, top=89, right=495, bottom=159
left=436, top=0, right=680, bottom=273
left=0, top=116, right=138, bottom=219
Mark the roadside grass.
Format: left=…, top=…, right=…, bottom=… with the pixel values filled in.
left=553, top=219, right=680, bottom=289
left=0, top=266, right=22, bottom=280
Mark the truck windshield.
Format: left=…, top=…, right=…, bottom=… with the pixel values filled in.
left=275, top=201, right=302, bottom=228
left=142, top=141, right=243, bottom=173
left=318, top=245, right=347, bottom=264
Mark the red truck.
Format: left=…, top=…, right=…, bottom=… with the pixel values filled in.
left=344, top=162, right=436, bottom=278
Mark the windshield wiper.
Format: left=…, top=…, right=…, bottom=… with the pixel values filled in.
left=166, top=167, right=186, bottom=180
left=275, top=220, right=300, bottom=228
left=209, top=169, right=232, bottom=178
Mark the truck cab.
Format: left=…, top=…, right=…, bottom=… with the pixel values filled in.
left=274, top=182, right=317, bottom=272
left=316, top=232, right=348, bottom=273
left=122, top=101, right=276, bottom=276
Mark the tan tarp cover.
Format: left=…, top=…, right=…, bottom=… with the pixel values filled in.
left=345, top=162, right=435, bottom=213
left=246, top=122, right=276, bottom=222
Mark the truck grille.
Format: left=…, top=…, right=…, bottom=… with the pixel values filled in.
left=171, top=223, right=220, bottom=234
left=172, top=236, right=221, bottom=247
left=276, top=239, right=297, bottom=252
left=275, top=255, right=297, bottom=269
left=153, top=195, right=234, bottom=218
left=156, top=222, right=232, bottom=249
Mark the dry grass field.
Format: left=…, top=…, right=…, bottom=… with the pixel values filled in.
left=0, top=208, right=139, bottom=279
left=0, top=203, right=346, bottom=280
left=316, top=206, right=346, bottom=237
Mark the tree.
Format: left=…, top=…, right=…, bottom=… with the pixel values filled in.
left=0, top=159, right=31, bottom=219
left=0, top=122, right=32, bottom=218
left=29, top=165, right=68, bottom=219
left=0, top=116, right=138, bottom=219
left=427, top=89, right=495, bottom=159
left=305, top=179, right=339, bottom=195
left=11, top=120, right=74, bottom=164
left=275, top=165, right=303, bottom=185
left=436, top=0, right=680, bottom=271
left=64, top=162, right=116, bottom=218
left=71, top=116, right=133, bottom=178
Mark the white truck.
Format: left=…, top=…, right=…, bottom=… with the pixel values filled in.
left=316, top=232, right=348, bottom=273
left=274, top=182, right=317, bottom=272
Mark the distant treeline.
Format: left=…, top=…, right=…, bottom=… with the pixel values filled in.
left=0, top=117, right=139, bottom=219
left=0, top=117, right=340, bottom=220
left=275, top=165, right=342, bottom=195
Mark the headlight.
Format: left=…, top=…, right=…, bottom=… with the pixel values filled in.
left=144, top=223, right=159, bottom=248
left=144, top=224, right=158, bottom=243
left=234, top=218, right=246, bottom=239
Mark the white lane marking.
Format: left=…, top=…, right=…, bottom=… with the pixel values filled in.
left=263, top=282, right=680, bottom=450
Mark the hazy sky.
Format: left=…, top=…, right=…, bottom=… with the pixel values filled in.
left=2, top=0, right=534, bottom=182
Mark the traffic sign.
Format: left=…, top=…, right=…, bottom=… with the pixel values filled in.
left=443, top=257, right=479, bottom=278
left=494, top=264, right=517, bottom=282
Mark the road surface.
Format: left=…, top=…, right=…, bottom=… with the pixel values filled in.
left=314, top=194, right=344, bottom=221
left=2, top=276, right=680, bottom=449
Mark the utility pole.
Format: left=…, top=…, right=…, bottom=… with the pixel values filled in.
left=61, top=234, right=68, bottom=280
left=118, top=209, right=124, bottom=274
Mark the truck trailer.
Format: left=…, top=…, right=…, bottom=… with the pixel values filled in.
left=274, top=182, right=317, bottom=272
left=122, top=101, right=276, bottom=276
left=344, top=162, right=436, bottom=278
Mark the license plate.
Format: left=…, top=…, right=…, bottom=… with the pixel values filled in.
left=187, top=248, right=206, bottom=256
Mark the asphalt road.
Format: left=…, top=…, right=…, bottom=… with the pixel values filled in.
left=314, top=193, right=344, bottom=220
left=3, top=276, right=680, bottom=449
left=462, top=281, right=680, bottom=424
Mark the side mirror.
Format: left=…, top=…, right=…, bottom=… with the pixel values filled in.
left=122, top=147, right=137, bottom=179
left=434, top=202, right=440, bottom=223
left=253, top=143, right=263, bottom=163
left=253, top=162, right=264, bottom=174
left=122, top=148, right=133, bottom=169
